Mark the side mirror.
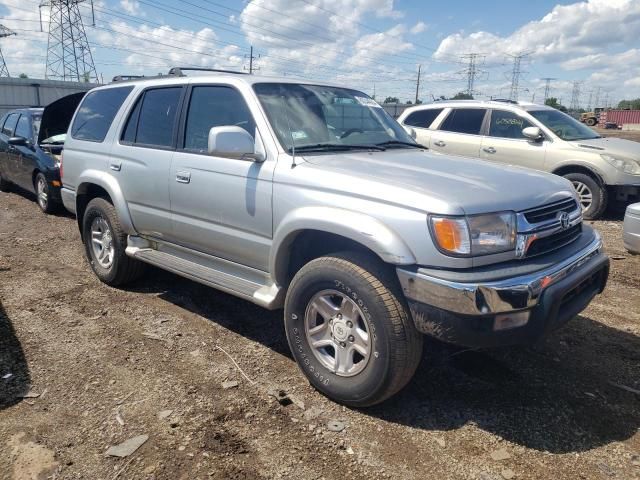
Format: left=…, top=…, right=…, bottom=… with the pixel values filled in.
left=207, top=126, right=265, bottom=162
left=522, top=126, right=543, bottom=141
left=8, top=136, right=28, bottom=147
left=403, top=125, right=417, bottom=139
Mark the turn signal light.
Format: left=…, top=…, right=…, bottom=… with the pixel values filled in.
left=431, top=217, right=471, bottom=255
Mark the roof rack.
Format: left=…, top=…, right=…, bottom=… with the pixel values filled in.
left=112, top=75, right=146, bottom=82
left=491, top=98, right=519, bottom=104
left=168, top=67, right=247, bottom=77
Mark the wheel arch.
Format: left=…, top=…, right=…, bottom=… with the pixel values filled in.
left=551, top=163, right=605, bottom=185
left=75, top=172, right=135, bottom=239
left=271, top=207, right=416, bottom=288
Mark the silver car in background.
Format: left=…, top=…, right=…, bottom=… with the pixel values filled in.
left=624, top=203, right=640, bottom=254
left=398, top=100, right=640, bottom=219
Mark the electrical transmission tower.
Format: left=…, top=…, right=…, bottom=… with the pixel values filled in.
left=569, top=81, right=582, bottom=111
left=40, top=0, right=98, bottom=82
left=507, top=52, right=529, bottom=101
left=541, top=77, right=556, bottom=101
left=0, top=25, right=17, bottom=77
left=460, top=53, right=485, bottom=97
left=593, top=86, right=602, bottom=109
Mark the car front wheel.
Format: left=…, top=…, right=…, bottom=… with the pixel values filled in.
left=0, top=171, right=10, bottom=192
left=284, top=252, right=423, bottom=407
left=35, top=173, right=56, bottom=214
left=564, top=172, right=607, bottom=220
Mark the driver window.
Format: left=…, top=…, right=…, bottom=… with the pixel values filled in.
left=183, top=86, right=256, bottom=152
left=489, top=110, right=533, bottom=139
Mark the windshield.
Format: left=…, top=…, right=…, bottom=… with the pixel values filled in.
left=253, top=83, right=416, bottom=153
left=528, top=109, right=600, bottom=141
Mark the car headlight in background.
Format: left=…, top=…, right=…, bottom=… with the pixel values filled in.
left=430, top=212, right=516, bottom=256
left=601, top=154, right=640, bottom=175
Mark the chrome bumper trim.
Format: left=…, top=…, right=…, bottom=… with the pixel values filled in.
left=397, top=231, right=604, bottom=316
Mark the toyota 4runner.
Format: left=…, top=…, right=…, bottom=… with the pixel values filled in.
left=60, top=69, right=610, bottom=406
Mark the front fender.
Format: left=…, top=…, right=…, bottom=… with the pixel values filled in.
left=271, top=206, right=416, bottom=285
left=550, top=159, right=608, bottom=183
left=76, top=169, right=136, bottom=235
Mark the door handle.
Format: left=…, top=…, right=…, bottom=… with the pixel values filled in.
left=176, top=171, right=191, bottom=184
left=109, top=162, right=121, bottom=171
left=483, top=147, right=496, bottom=154
left=433, top=140, right=446, bottom=147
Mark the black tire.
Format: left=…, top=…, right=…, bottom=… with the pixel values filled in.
left=563, top=172, right=607, bottom=220
left=284, top=252, right=423, bottom=407
left=585, top=117, right=597, bottom=127
left=34, top=172, right=57, bottom=214
left=0, top=171, right=10, bottom=192
left=82, top=197, right=146, bottom=286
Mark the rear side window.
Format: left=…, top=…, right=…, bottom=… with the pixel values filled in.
left=14, top=115, right=32, bottom=140
left=183, top=86, right=255, bottom=152
left=2, top=113, right=19, bottom=136
left=439, top=108, right=487, bottom=135
left=403, top=108, right=443, bottom=129
left=71, top=86, right=133, bottom=142
left=123, top=87, right=182, bottom=148
left=489, top=110, right=533, bottom=139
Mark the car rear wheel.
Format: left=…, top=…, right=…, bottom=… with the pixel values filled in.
left=35, top=173, right=56, bottom=214
left=284, top=252, right=423, bottom=407
left=82, top=197, right=146, bottom=286
left=563, top=172, right=607, bottom=220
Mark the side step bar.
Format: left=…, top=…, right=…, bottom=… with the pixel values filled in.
left=125, top=237, right=284, bottom=310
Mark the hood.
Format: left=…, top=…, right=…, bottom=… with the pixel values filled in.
left=570, top=137, right=640, bottom=159
left=38, top=92, right=86, bottom=145
left=299, top=149, right=575, bottom=215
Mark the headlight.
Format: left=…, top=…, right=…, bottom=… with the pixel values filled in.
left=601, top=154, right=640, bottom=175
left=430, top=212, right=516, bottom=257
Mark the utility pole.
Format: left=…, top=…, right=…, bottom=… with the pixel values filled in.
left=569, top=81, right=581, bottom=111
left=507, top=52, right=529, bottom=101
left=244, top=46, right=260, bottom=74
left=415, top=64, right=421, bottom=104
left=40, top=0, right=98, bottom=82
left=0, top=25, right=17, bottom=77
left=541, top=77, right=556, bottom=102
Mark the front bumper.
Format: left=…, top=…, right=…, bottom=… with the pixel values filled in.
left=397, top=232, right=609, bottom=348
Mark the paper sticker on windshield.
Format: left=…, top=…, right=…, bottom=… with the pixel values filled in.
left=291, top=130, right=308, bottom=140
left=355, top=96, right=382, bottom=108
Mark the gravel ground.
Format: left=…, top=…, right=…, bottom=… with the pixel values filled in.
left=0, top=189, right=638, bottom=480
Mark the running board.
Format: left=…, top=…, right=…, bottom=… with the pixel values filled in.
left=125, top=237, right=284, bottom=309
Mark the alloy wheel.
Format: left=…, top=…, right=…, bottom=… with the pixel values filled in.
left=36, top=177, right=48, bottom=209
left=572, top=180, right=593, bottom=212
left=304, top=289, right=371, bottom=377
left=90, top=216, right=115, bottom=269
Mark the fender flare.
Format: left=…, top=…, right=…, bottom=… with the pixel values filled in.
left=270, top=206, right=417, bottom=286
left=550, top=160, right=607, bottom=185
left=75, top=170, right=136, bottom=235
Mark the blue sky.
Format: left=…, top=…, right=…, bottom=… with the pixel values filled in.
left=0, top=0, right=638, bottom=107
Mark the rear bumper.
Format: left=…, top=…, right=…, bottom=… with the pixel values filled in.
left=623, top=203, right=640, bottom=254
left=397, top=233, right=609, bottom=348
left=61, top=187, right=76, bottom=214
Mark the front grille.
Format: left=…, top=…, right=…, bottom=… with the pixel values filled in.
left=523, top=198, right=578, bottom=224
left=527, top=223, right=582, bottom=257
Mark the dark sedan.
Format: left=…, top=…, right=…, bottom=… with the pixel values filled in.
left=0, top=93, right=85, bottom=213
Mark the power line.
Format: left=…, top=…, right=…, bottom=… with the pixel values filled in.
left=460, top=53, right=484, bottom=96
left=541, top=77, right=556, bottom=101
left=506, top=52, right=530, bottom=101
left=569, top=80, right=581, bottom=111
left=0, top=24, right=17, bottom=77
left=39, top=0, right=98, bottom=82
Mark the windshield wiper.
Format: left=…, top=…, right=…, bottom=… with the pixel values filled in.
left=375, top=140, right=426, bottom=149
left=290, top=143, right=386, bottom=153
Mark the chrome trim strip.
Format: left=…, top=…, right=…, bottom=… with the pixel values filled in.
left=397, top=231, right=604, bottom=316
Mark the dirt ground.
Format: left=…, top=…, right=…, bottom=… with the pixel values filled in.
left=0, top=192, right=638, bottom=480
left=593, top=127, right=640, bottom=142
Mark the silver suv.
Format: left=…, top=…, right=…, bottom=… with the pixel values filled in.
left=398, top=100, right=640, bottom=219
left=60, top=70, right=610, bottom=406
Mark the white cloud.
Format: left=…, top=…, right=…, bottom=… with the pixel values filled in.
left=434, top=0, right=640, bottom=63
left=119, top=0, right=143, bottom=17
left=409, top=21, right=427, bottom=35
